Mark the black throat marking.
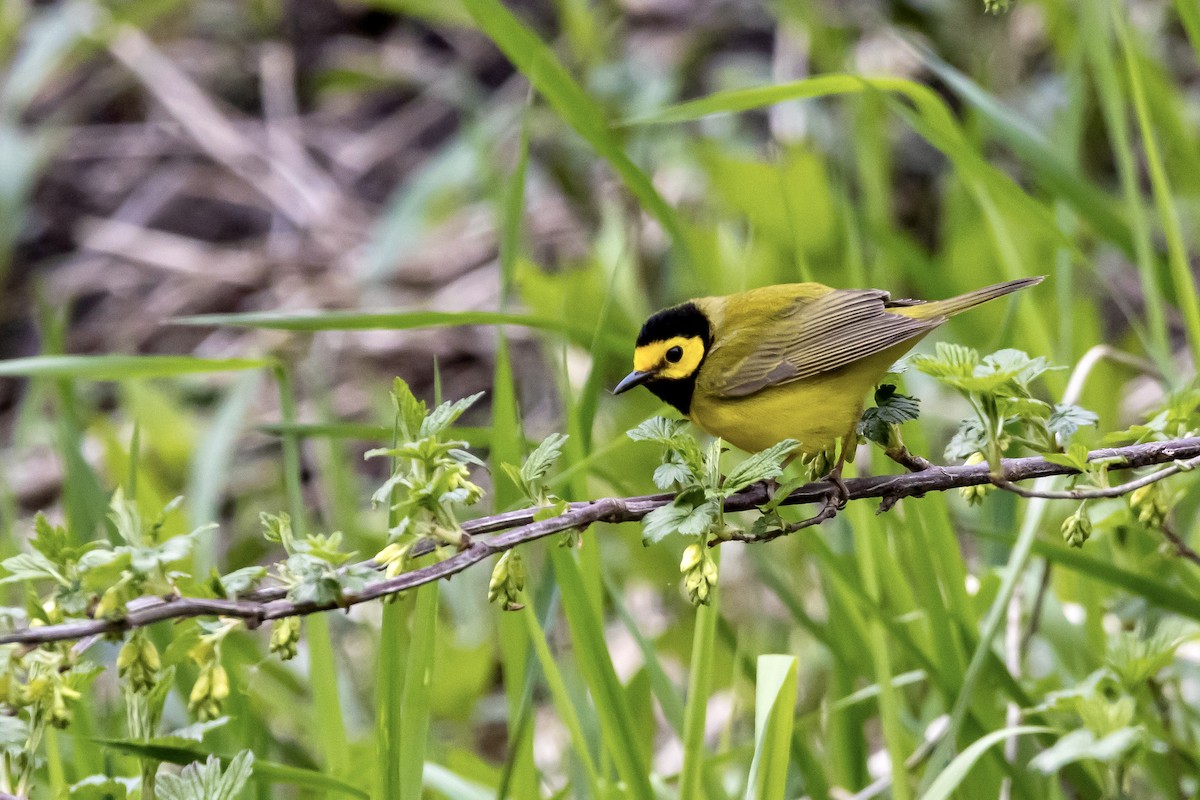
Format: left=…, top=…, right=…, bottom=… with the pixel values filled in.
left=636, top=302, right=712, bottom=416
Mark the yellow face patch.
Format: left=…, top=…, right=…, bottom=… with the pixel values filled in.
left=633, top=336, right=706, bottom=380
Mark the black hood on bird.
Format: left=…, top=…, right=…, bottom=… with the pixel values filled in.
left=635, top=302, right=713, bottom=416
left=635, top=302, right=712, bottom=347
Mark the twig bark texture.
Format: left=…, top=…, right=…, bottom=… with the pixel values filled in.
left=4, top=436, right=1199, bottom=647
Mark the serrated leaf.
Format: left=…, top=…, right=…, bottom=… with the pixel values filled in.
left=944, top=418, right=988, bottom=461
left=981, top=348, right=1055, bottom=389
left=157, top=751, right=254, bottom=800
left=627, top=416, right=689, bottom=445
left=872, top=384, right=921, bottom=424
left=421, top=392, right=484, bottom=437
left=1049, top=403, right=1100, bottom=440
left=0, top=551, right=66, bottom=585
left=653, top=460, right=693, bottom=490
left=859, top=383, right=919, bottom=446
left=723, top=439, right=801, bottom=494
left=677, top=500, right=718, bottom=536
left=520, top=433, right=569, bottom=486
left=910, top=342, right=979, bottom=381
left=30, top=512, right=69, bottom=561
left=640, top=500, right=694, bottom=544
left=390, top=378, right=427, bottom=441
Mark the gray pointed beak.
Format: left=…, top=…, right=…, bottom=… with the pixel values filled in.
left=614, top=370, right=653, bottom=395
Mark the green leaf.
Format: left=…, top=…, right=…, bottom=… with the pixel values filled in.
left=216, top=566, right=267, bottom=597
left=678, top=500, right=719, bottom=536
left=723, top=439, right=800, bottom=495
left=743, top=655, right=798, bottom=800
left=858, top=385, right=920, bottom=444
left=640, top=499, right=695, bottom=544
left=1042, top=442, right=1092, bottom=472
left=627, top=416, right=690, bottom=445
left=30, top=512, right=70, bottom=561
left=156, top=752, right=254, bottom=800
left=69, top=775, right=136, bottom=799
left=653, top=459, right=693, bottom=490
left=391, top=378, right=428, bottom=441
left=0, top=550, right=66, bottom=585
left=1048, top=404, right=1100, bottom=440
left=421, top=392, right=485, bottom=437
left=944, top=418, right=988, bottom=461
left=910, top=343, right=979, bottom=383
left=919, top=726, right=1051, bottom=800
left=1029, top=727, right=1143, bottom=774
left=519, top=433, right=569, bottom=487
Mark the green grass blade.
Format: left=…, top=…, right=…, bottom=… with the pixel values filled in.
left=520, top=597, right=603, bottom=796
left=680, top=559, right=720, bottom=800
left=919, top=726, right=1051, bottom=800
left=0, top=354, right=270, bottom=379
left=399, top=583, right=440, bottom=798
left=459, top=0, right=688, bottom=256
left=851, top=503, right=912, bottom=800
left=189, top=372, right=260, bottom=575
left=1081, top=0, right=1171, bottom=365
left=1176, top=0, right=1200, bottom=59
left=377, top=600, right=408, bottom=799
left=306, top=615, right=350, bottom=780
left=94, top=739, right=369, bottom=798
left=422, top=763, right=495, bottom=800
left=551, top=548, right=654, bottom=798
left=743, top=655, right=797, bottom=800
left=175, top=309, right=626, bottom=354
left=1117, top=12, right=1200, bottom=368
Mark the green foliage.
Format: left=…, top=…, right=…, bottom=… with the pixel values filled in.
left=156, top=751, right=254, bottom=800
left=858, top=384, right=921, bottom=446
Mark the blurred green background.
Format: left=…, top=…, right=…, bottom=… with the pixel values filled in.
left=3, top=0, right=1200, bottom=797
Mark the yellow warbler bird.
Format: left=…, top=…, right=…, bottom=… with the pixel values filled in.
left=614, top=277, right=1042, bottom=487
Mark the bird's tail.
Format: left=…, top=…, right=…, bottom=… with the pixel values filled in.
left=896, top=276, right=1045, bottom=320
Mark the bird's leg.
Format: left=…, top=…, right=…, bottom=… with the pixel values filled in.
left=816, top=430, right=857, bottom=509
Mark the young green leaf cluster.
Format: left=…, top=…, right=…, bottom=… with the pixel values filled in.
left=1026, top=629, right=1189, bottom=788
left=628, top=417, right=800, bottom=604
left=369, top=379, right=487, bottom=580
left=262, top=512, right=376, bottom=606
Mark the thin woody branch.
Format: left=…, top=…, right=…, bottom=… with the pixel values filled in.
left=4, top=436, right=1200, bottom=647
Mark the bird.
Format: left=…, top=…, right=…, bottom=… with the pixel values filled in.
left=614, top=277, right=1043, bottom=498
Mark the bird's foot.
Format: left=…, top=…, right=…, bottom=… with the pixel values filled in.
left=818, top=468, right=850, bottom=510
left=754, top=477, right=780, bottom=502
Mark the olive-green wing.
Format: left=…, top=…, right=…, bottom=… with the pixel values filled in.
left=711, top=289, right=941, bottom=398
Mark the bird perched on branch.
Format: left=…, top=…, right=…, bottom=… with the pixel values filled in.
left=615, top=277, right=1043, bottom=497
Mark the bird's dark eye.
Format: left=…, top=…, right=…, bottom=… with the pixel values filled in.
left=665, top=345, right=684, bottom=363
